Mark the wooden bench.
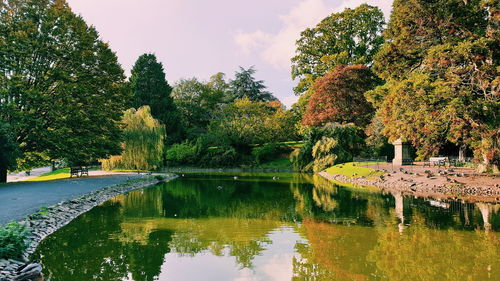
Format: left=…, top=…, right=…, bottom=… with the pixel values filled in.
left=423, top=157, right=447, bottom=167
left=70, top=166, right=89, bottom=178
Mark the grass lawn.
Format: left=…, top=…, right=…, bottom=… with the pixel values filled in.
left=255, top=158, right=293, bottom=169
left=325, top=162, right=384, bottom=179
left=25, top=168, right=71, bottom=182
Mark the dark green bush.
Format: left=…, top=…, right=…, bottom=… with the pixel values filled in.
left=0, top=222, right=30, bottom=259
left=252, top=144, right=292, bottom=164
left=291, top=123, right=365, bottom=171
left=198, top=146, right=239, bottom=167
left=165, top=142, right=197, bottom=166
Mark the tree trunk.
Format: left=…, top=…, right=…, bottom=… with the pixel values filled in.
left=0, top=164, right=7, bottom=183
left=458, top=145, right=466, bottom=162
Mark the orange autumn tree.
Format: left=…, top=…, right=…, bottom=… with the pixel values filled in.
left=302, top=65, right=381, bottom=128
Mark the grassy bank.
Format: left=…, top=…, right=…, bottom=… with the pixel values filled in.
left=325, top=162, right=384, bottom=179
left=25, top=168, right=71, bottom=182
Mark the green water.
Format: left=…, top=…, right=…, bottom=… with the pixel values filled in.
left=33, top=173, right=499, bottom=281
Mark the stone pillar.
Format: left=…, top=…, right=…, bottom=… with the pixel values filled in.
left=393, top=192, right=405, bottom=234
left=477, top=203, right=492, bottom=233
left=392, top=139, right=412, bottom=166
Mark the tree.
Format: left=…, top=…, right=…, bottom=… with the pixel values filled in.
left=101, top=106, right=165, bottom=171
left=372, top=0, right=487, bottom=80
left=0, top=0, right=127, bottom=179
left=0, top=122, right=20, bottom=182
left=291, top=4, right=385, bottom=94
left=374, top=40, right=499, bottom=169
left=302, top=65, right=380, bottom=128
left=209, top=98, right=296, bottom=151
left=291, top=124, right=365, bottom=172
left=207, top=72, right=230, bottom=101
left=171, top=77, right=225, bottom=139
left=368, top=0, right=498, bottom=170
left=130, top=54, right=182, bottom=144
left=228, top=67, right=276, bottom=102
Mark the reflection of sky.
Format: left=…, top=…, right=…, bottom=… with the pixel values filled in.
left=157, top=227, right=305, bottom=281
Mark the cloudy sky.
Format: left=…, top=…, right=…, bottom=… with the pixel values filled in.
left=66, top=0, right=393, bottom=107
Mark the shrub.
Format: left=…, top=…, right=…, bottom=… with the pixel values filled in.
left=165, top=142, right=197, bottom=166
left=0, top=222, right=30, bottom=259
left=310, top=137, right=338, bottom=172
left=100, top=155, right=123, bottom=171
left=198, top=146, right=239, bottom=167
left=252, top=144, right=292, bottom=164
left=291, top=123, right=365, bottom=172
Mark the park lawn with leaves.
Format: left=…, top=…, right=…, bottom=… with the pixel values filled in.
left=25, top=168, right=70, bottom=182
left=325, top=162, right=384, bottom=179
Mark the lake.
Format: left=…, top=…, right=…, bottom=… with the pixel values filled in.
left=33, top=173, right=499, bottom=281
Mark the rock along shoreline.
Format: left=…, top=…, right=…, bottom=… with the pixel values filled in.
left=0, top=174, right=178, bottom=281
left=319, top=171, right=500, bottom=204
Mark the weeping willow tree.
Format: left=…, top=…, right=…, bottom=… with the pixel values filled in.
left=101, top=106, right=165, bottom=171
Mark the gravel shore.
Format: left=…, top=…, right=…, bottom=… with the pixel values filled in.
left=319, top=169, right=500, bottom=203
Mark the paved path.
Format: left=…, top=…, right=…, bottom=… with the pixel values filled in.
left=7, top=166, right=52, bottom=182
left=0, top=175, right=141, bottom=225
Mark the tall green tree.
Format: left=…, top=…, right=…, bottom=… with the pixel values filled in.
left=291, top=4, right=385, bottom=94
left=130, top=54, right=182, bottom=144
left=207, top=72, right=230, bottom=99
left=0, top=122, right=20, bottom=182
left=0, top=0, right=127, bottom=180
left=101, top=106, right=165, bottom=171
left=171, top=77, right=225, bottom=139
left=368, top=0, right=498, bottom=170
left=228, top=67, right=276, bottom=102
left=209, top=98, right=296, bottom=151
left=373, top=0, right=488, bottom=80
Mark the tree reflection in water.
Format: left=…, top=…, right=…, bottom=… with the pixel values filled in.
left=33, top=173, right=499, bottom=281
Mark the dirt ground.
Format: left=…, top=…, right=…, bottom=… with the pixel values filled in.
left=322, top=162, right=500, bottom=203
left=365, top=162, right=500, bottom=189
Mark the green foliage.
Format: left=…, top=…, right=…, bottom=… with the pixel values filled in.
left=372, top=39, right=498, bottom=164
left=0, top=0, right=127, bottom=167
left=101, top=106, right=165, bottom=171
left=254, top=158, right=293, bottom=170
left=373, top=0, right=487, bottom=80
left=165, top=142, right=198, bottom=166
left=252, top=144, right=292, bottom=165
left=228, top=67, right=276, bottom=102
left=209, top=98, right=298, bottom=151
left=172, top=77, right=226, bottom=139
left=0, top=121, right=20, bottom=181
left=369, top=0, right=498, bottom=170
left=291, top=124, right=365, bottom=172
left=0, top=222, right=30, bottom=259
left=291, top=4, right=385, bottom=94
left=130, top=54, right=182, bottom=144
left=310, top=137, right=338, bottom=173
left=37, top=206, right=49, bottom=216
left=198, top=146, right=239, bottom=167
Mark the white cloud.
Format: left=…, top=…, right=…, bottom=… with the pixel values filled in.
left=234, top=0, right=393, bottom=70
left=234, top=30, right=272, bottom=55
